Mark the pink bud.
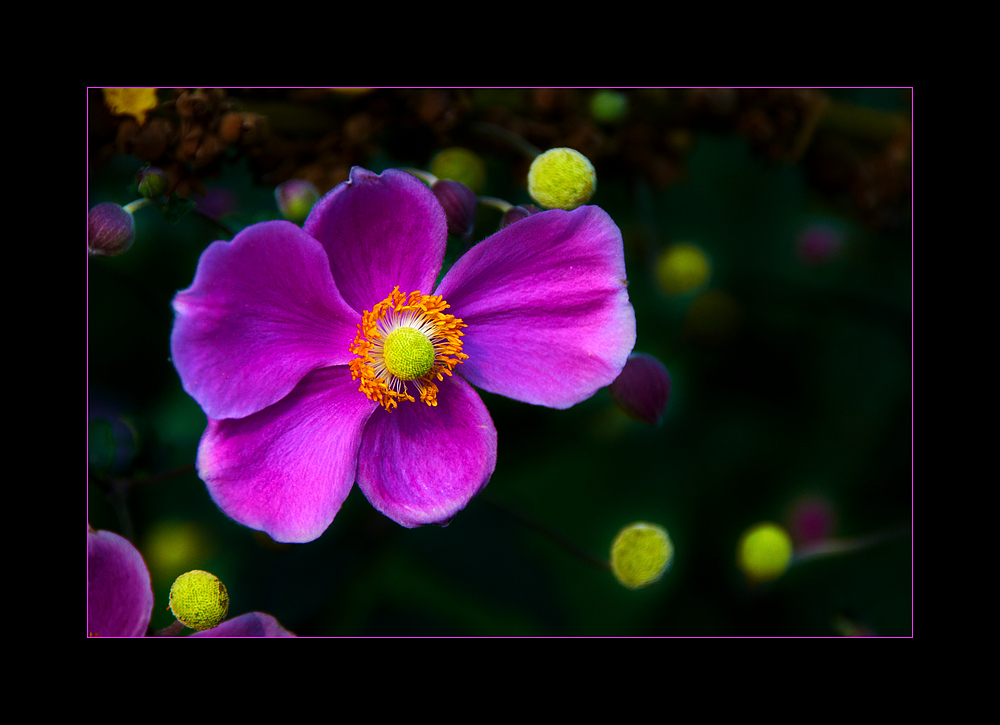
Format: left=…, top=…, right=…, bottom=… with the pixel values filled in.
left=609, top=353, right=672, bottom=426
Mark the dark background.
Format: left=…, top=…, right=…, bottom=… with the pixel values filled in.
left=88, top=88, right=911, bottom=636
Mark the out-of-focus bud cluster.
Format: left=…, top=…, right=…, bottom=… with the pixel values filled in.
left=88, top=202, right=134, bottom=257
left=96, top=88, right=269, bottom=201
left=797, top=224, right=843, bottom=265
left=590, top=90, right=629, bottom=124
left=168, top=570, right=229, bottom=631
left=609, top=353, right=672, bottom=426
left=610, top=522, right=674, bottom=589
left=275, top=180, right=320, bottom=224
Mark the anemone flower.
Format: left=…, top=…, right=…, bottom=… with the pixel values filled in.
left=171, top=167, right=636, bottom=543
left=87, top=526, right=294, bottom=637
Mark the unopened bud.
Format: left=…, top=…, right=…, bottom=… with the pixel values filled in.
left=88, top=202, right=135, bottom=257
left=432, top=179, right=477, bottom=241
left=275, top=180, right=320, bottom=224
left=610, top=522, right=674, bottom=589
left=527, top=148, right=596, bottom=211
left=737, top=523, right=793, bottom=583
left=655, top=243, right=710, bottom=295
left=136, top=167, right=169, bottom=199
left=609, top=353, right=672, bottom=426
left=590, top=90, right=629, bottom=124
left=499, top=204, right=540, bottom=229
left=430, top=148, right=486, bottom=194
left=168, top=570, right=229, bottom=631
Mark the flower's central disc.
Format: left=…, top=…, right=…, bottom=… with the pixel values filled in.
left=349, top=287, right=468, bottom=411
left=383, top=326, right=435, bottom=381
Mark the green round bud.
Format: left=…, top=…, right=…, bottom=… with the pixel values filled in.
left=655, top=243, right=711, bottom=295
left=737, top=523, right=793, bottom=583
left=610, top=522, right=674, bottom=589
left=136, top=167, right=169, bottom=199
left=275, top=180, right=321, bottom=224
left=383, top=326, right=435, bottom=381
left=430, top=148, right=487, bottom=194
left=169, top=570, right=229, bottom=631
left=590, top=90, right=629, bottom=124
left=527, top=148, right=596, bottom=211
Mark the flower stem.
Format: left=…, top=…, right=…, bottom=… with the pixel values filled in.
left=481, top=495, right=610, bottom=572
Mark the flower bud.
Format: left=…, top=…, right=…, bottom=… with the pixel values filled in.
left=499, top=204, right=540, bottom=229
left=655, top=243, right=710, bottom=295
left=610, top=522, right=674, bottom=589
left=135, top=167, right=169, bottom=198
left=169, top=570, right=229, bottom=631
left=609, top=353, right=672, bottom=426
left=430, top=147, right=486, bottom=194
left=590, top=90, right=629, bottom=124
left=275, top=180, right=320, bottom=224
left=88, top=202, right=135, bottom=257
left=527, top=148, right=596, bottom=210
left=737, top=522, right=793, bottom=583
left=432, top=179, right=477, bottom=241
left=797, top=224, right=843, bottom=265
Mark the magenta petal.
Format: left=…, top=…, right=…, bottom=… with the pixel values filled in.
left=198, top=366, right=377, bottom=543
left=356, top=375, right=497, bottom=528
left=171, top=220, right=359, bottom=421
left=436, top=206, right=636, bottom=408
left=190, top=612, right=296, bottom=637
left=88, top=528, right=154, bottom=637
left=303, top=167, right=447, bottom=314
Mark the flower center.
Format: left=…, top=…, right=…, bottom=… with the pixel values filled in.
left=349, top=287, right=468, bottom=411
left=382, top=326, right=435, bottom=381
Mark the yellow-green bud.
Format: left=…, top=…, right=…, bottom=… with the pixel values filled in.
left=275, top=180, right=320, bottom=224
left=430, top=148, right=487, bottom=194
left=610, top=522, right=674, bottom=589
left=655, top=243, right=711, bottom=295
left=169, top=570, right=229, bottom=631
left=737, top=523, right=793, bottom=583
left=590, top=90, right=629, bottom=124
left=383, top=326, right=435, bottom=381
left=527, top=148, right=597, bottom=211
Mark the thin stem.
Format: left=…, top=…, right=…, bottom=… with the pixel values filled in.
left=482, top=495, right=610, bottom=572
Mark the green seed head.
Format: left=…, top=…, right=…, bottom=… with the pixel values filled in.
left=383, top=326, right=435, bottom=381
left=169, top=570, right=230, bottom=631
left=527, top=148, right=596, bottom=211
left=610, top=522, right=674, bottom=589
left=655, top=243, right=711, bottom=295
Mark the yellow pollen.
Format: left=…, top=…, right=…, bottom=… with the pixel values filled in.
left=349, top=287, right=469, bottom=411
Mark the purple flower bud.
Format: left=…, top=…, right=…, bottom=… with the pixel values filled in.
left=136, top=167, right=169, bottom=198
left=797, top=225, right=842, bottom=265
left=88, top=202, right=135, bottom=257
left=275, top=180, right=320, bottom=224
left=432, top=179, right=477, bottom=241
left=609, top=353, right=672, bottom=426
left=499, top=204, right=540, bottom=229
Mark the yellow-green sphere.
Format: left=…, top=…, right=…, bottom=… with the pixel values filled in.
left=655, top=243, right=711, bottom=295
left=527, top=148, right=596, bottom=211
left=737, top=523, right=793, bottom=583
left=383, top=326, right=435, bottom=381
left=610, top=522, right=674, bottom=589
left=169, top=570, right=230, bottom=631
left=430, top=148, right=487, bottom=194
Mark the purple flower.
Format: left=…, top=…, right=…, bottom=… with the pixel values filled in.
left=87, top=526, right=295, bottom=637
left=170, top=167, right=636, bottom=543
